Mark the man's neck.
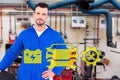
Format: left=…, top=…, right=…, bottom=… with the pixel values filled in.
left=34, top=24, right=46, bottom=31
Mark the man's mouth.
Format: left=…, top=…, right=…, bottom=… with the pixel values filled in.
left=37, top=19, right=42, bottom=23
left=37, top=19, right=42, bottom=21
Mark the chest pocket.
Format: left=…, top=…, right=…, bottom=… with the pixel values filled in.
left=24, top=49, right=42, bottom=64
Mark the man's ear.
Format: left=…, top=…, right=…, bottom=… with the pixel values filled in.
left=33, top=12, right=35, bottom=17
left=47, top=15, right=49, bottom=19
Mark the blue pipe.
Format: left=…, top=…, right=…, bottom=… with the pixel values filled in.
left=27, top=0, right=78, bottom=10
left=79, top=0, right=118, bottom=47
left=27, top=0, right=35, bottom=10
left=110, top=0, right=120, bottom=9
left=77, top=0, right=113, bottom=39
left=90, top=0, right=120, bottom=11
left=49, top=0, right=77, bottom=10
left=90, top=0, right=108, bottom=9
left=78, top=8, right=112, bottom=39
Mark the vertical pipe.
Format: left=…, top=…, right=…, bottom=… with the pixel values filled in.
left=116, top=15, right=120, bottom=36
left=0, top=7, right=3, bottom=43
left=14, top=17, right=16, bottom=34
left=97, top=15, right=100, bottom=46
left=49, top=13, right=52, bottom=27
left=9, top=13, right=12, bottom=33
left=78, top=0, right=117, bottom=47
left=21, top=3, right=23, bottom=26
left=93, top=16, right=96, bottom=39
left=60, top=15, right=62, bottom=35
left=54, top=9, right=57, bottom=30
left=64, top=15, right=67, bottom=39
left=93, top=16, right=98, bottom=46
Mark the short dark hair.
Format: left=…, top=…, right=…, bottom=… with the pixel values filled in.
left=34, top=3, right=49, bottom=11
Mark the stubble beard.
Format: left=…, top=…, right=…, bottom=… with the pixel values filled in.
left=36, top=20, right=45, bottom=27
left=37, top=22, right=45, bottom=27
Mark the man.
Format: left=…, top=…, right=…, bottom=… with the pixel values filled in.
left=0, top=3, right=65, bottom=80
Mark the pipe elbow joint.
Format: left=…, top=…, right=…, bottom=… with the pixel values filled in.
left=107, top=38, right=117, bottom=48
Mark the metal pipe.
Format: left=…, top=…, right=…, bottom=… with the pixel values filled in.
left=64, top=15, right=67, bottom=39
left=110, top=0, right=120, bottom=9
left=78, top=8, right=112, bottom=39
left=0, top=8, right=3, bottom=43
left=77, top=0, right=117, bottom=48
left=49, top=0, right=77, bottom=10
left=14, top=17, right=16, bottom=34
left=26, top=0, right=35, bottom=11
left=9, top=13, right=12, bottom=33
left=27, top=0, right=78, bottom=10
left=59, top=15, right=62, bottom=35
left=54, top=10, right=57, bottom=30
left=116, top=15, right=120, bottom=36
left=49, top=15, right=52, bottom=27
left=90, top=0, right=108, bottom=9
left=97, top=15, right=100, bottom=46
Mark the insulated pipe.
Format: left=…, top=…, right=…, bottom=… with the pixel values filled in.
left=27, top=0, right=77, bottom=10
left=49, top=0, right=77, bottom=10
left=89, top=0, right=120, bottom=10
left=78, top=1, right=112, bottom=39
left=90, top=0, right=108, bottom=9
left=78, top=0, right=117, bottom=48
left=90, top=0, right=120, bottom=10
left=26, top=0, right=35, bottom=10
left=78, top=8, right=112, bottom=40
left=110, top=0, right=120, bottom=9
left=79, top=8, right=116, bottom=47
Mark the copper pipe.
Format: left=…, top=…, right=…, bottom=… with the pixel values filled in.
left=97, top=15, right=100, bottom=47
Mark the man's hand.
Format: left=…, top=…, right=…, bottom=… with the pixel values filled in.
left=0, top=70, right=1, bottom=72
left=42, top=70, right=55, bottom=79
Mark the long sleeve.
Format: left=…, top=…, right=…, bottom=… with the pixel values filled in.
left=0, top=32, right=23, bottom=70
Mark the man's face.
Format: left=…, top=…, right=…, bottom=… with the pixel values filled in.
left=33, top=7, right=48, bottom=26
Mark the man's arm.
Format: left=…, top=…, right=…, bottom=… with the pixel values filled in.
left=0, top=32, right=23, bottom=70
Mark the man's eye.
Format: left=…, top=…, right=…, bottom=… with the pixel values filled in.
left=43, top=13, right=46, bottom=16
